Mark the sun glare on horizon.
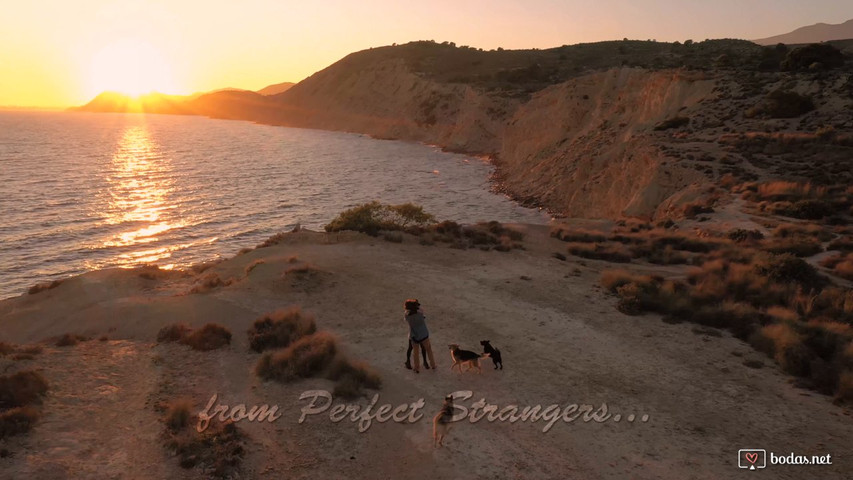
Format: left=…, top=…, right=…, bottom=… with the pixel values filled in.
left=89, top=38, right=178, bottom=98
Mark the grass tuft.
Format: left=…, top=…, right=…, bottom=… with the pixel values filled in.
left=248, top=307, right=317, bottom=353
left=255, top=332, right=338, bottom=382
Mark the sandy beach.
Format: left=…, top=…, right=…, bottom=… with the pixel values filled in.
left=1, top=225, right=851, bottom=479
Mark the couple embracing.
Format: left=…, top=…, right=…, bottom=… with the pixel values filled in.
left=403, top=299, right=436, bottom=373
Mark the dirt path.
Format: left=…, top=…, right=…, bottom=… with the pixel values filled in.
left=1, top=227, right=851, bottom=479
left=0, top=340, right=175, bottom=480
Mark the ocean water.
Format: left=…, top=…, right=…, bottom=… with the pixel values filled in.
left=0, top=111, right=548, bottom=299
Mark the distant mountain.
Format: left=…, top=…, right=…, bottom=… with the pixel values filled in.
left=69, top=89, right=283, bottom=122
left=68, top=91, right=194, bottom=114
left=256, top=82, right=294, bottom=96
left=754, top=19, right=853, bottom=45
left=187, top=87, right=247, bottom=100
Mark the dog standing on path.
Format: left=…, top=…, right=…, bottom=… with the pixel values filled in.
left=448, top=344, right=489, bottom=374
left=433, top=395, right=455, bottom=448
left=480, top=340, right=503, bottom=370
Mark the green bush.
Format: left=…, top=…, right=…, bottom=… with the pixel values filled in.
left=728, top=229, right=764, bottom=243
left=325, top=202, right=436, bottom=236
left=748, top=90, right=815, bottom=119
left=773, top=200, right=834, bottom=220
left=781, top=44, right=845, bottom=72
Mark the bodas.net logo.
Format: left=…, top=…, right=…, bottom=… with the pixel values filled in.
left=738, top=449, right=767, bottom=470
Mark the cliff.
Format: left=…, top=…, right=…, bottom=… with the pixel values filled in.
left=73, top=40, right=853, bottom=220
left=497, top=69, right=713, bottom=218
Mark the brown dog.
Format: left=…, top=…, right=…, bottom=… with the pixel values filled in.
left=433, top=395, right=455, bottom=448
left=448, top=344, right=489, bottom=374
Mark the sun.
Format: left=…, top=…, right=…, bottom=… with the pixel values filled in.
left=89, top=38, right=177, bottom=97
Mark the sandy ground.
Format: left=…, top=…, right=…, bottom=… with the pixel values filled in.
left=1, top=226, right=852, bottom=479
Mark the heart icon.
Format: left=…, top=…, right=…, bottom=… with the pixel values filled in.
left=745, top=452, right=758, bottom=464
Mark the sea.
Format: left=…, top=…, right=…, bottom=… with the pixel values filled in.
left=0, top=111, right=549, bottom=299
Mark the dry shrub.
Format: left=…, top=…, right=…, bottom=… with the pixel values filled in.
left=27, top=279, right=63, bottom=295
left=0, top=370, right=48, bottom=439
left=181, top=324, right=232, bottom=352
left=164, top=398, right=194, bottom=433
left=644, top=245, right=689, bottom=265
left=189, top=272, right=235, bottom=294
left=332, top=375, right=364, bottom=399
left=727, top=228, right=764, bottom=243
left=427, top=221, right=523, bottom=251
left=826, top=254, right=853, bottom=280
left=0, top=343, right=13, bottom=356
left=189, top=260, right=222, bottom=275
left=820, top=254, right=845, bottom=270
left=248, top=307, right=317, bottom=353
left=766, top=306, right=799, bottom=322
left=567, top=243, right=631, bottom=263
left=551, top=227, right=607, bottom=243
left=773, top=223, right=833, bottom=242
left=19, top=345, right=42, bottom=355
left=750, top=324, right=811, bottom=376
left=752, top=253, right=826, bottom=291
left=56, top=333, right=88, bottom=347
left=257, top=232, right=289, bottom=248
left=283, top=263, right=319, bottom=276
left=328, top=357, right=383, bottom=399
left=0, top=370, right=48, bottom=409
left=812, top=321, right=852, bottom=337
left=480, top=221, right=524, bottom=241
left=164, top=413, right=244, bottom=477
left=157, top=324, right=192, bottom=343
left=755, top=181, right=826, bottom=202
left=156, top=324, right=231, bottom=351
left=828, top=237, right=853, bottom=252
left=0, top=406, right=40, bottom=440
left=138, top=265, right=163, bottom=280
left=772, top=200, right=835, bottom=220
left=285, top=255, right=299, bottom=263
left=244, top=260, right=265, bottom=276
left=602, top=248, right=853, bottom=398
left=600, top=270, right=658, bottom=293
left=255, top=332, right=338, bottom=382
left=383, top=232, right=404, bottom=243
left=762, top=238, right=823, bottom=257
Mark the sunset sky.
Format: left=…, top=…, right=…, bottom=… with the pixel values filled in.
left=2, top=0, right=852, bottom=108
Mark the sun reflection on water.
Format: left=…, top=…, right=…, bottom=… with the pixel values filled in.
left=102, top=124, right=184, bottom=264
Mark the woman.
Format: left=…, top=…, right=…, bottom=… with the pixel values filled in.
left=404, top=299, right=436, bottom=373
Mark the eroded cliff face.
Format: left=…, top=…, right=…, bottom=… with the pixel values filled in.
left=278, top=63, right=720, bottom=219
left=276, top=58, right=515, bottom=154
left=497, top=68, right=715, bottom=218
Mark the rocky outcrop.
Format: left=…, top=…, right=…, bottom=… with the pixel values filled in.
left=497, top=69, right=714, bottom=218
left=273, top=58, right=516, bottom=154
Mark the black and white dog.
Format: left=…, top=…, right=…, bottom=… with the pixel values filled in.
left=480, top=340, right=503, bottom=370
